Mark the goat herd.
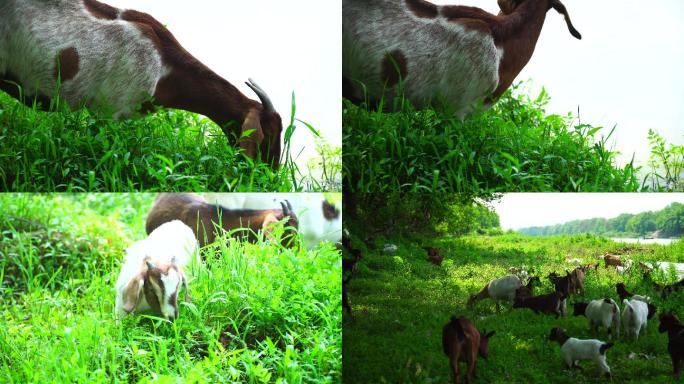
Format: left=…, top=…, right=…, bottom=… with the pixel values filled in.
left=342, top=241, right=684, bottom=383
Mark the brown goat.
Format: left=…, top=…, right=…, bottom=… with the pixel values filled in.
left=603, top=253, right=623, bottom=268
left=442, top=316, right=495, bottom=384
left=658, top=311, right=684, bottom=379
left=513, top=291, right=565, bottom=318
left=424, top=246, right=444, bottom=266
left=146, top=193, right=298, bottom=248
left=615, top=283, right=634, bottom=302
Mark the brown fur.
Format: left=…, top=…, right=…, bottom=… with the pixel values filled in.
left=119, top=9, right=282, bottom=168
left=405, top=0, right=439, bottom=19
left=54, top=47, right=79, bottom=82
left=603, top=253, right=623, bottom=267
left=322, top=200, right=340, bottom=221
left=83, top=0, right=118, bottom=20
left=424, top=246, right=444, bottom=266
left=145, top=193, right=298, bottom=248
left=442, top=316, right=494, bottom=384
left=381, top=49, right=408, bottom=88
left=440, top=0, right=580, bottom=99
left=658, top=311, right=684, bottom=379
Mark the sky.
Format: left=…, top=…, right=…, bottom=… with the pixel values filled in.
left=492, top=193, right=684, bottom=230
left=105, top=0, right=341, bottom=168
left=430, top=0, right=684, bottom=168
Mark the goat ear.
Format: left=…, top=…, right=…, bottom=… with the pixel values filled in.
left=239, top=108, right=265, bottom=159
left=122, top=273, right=145, bottom=313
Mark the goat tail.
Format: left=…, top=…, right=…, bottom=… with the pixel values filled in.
left=450, top=316, right=466, bottom=340
left=599, top=343, right=614, bottom=355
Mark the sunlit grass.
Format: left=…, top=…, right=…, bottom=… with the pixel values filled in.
left=343, top=231, right=683, bottom=383
left=0, top=194, right=342, bottom=383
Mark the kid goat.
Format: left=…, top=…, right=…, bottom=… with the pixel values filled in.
left=145, top=193, right=299, bottom=248
left=343, top=0, right=581, bottom=116
left=0, top=0, right=283, bottom=167
left=549, top=327, right=613, bottom=378
left=115, top=220, right=199, bottom=321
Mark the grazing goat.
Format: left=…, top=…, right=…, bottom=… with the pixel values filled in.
left=442, top=316, right=495, bottom=384
left=658, top=311, right=684, bottom=379
left=602, top=253, right=623, bottom=268
left=424, top=246, right=444, bottom=266
left=572, top=299, right=621, bottom=340
left=145, top=193, right=298, bottom=248
left=467, top=275, right=521, bottom=311
left=549, top=327, right=613, bottom=378
left=115, top=220, right=199, bottom=321
left=202, top=193, right=342, bottom=250
left=622, top=298, right=657, bottom=340
left=512, top=276, right=541, bottom=300
left=343, top=0, right=581, bottom=116
left=615, top=283, right=634, bottom=302
left=569, top=265, right=588, bottom=295
left=0, top=0, right=283, bottom=167
left=513, top=291, right=565, bottom=318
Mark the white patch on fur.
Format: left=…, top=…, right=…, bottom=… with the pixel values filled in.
left=559, top=338, right=612, bottom=374
left=343, top=0, right=501, bottom=117
left=0, top=0, right=165, bottom=117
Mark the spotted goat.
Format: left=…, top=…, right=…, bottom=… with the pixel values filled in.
left=343, top=0, right=581, bottom=117
left=115, top=220, right=199, bottom=321
left=0, top=0, right=283, bottom=167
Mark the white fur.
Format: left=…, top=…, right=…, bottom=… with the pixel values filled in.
left=115, top=220, right=199, bottom=321
left=343, top=0, right=501, bottom=117
left=584, top=299, right=621, bottom=340
left=202, top=193, right=342, bottom=250
left=622, top=298, right=649, bottom=340
left=487, top=275, right=522, bottom=305
left=559, top=338, right=612, bottom=375
left=0, top=0, right=169, bottom=118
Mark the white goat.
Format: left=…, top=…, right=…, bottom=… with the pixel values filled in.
left=622, top=298, right=656, bottom=340
left=549, top=327, right=613, bottom=378
left=115, top=220, right=199, bottom=321
left=468, top=275, right=521, bottom=310
left=573, top=299, right=621, bottom=340
left=202, top=193, right=342, bottom=250
left=343, top=0, right=581, bottom=116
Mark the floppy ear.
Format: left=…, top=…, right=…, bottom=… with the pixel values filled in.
left=239, top=108, right=265, bottom=159
left=122, top=274, right=145, bottom=313
left=123, top=257, right=151, bottom=313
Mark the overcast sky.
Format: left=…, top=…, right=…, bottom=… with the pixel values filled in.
left=492, top=193, right=684, bottom=230
left=431, top=0, right=684, bottom=168
left=106, top=0, right=341, bottom=167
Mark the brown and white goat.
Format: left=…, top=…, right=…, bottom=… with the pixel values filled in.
left=442, top=316, right=495, bottom=384
left=343, top=0, right=581, bottom=116
left=658, top=311, right=684, bottom=379
left=145, top=193, right=298, bottom=248
left=0, top=0, right=283, bottom=167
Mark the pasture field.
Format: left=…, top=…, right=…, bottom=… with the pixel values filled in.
left=342, top=233, right=684, bottom=383
left=343, top=86, right=660, bottom=193
left=0, top=194, right=342, bottom=383
left=0, top=92, right=338, bottom=192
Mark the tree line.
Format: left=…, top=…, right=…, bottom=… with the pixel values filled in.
left=518, top=203, right=684, bottom=238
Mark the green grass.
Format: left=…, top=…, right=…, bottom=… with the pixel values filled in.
left=0, top=92, right=338, bottom=192
left=342, top=232, right=684, bottom=383
left=343, top=85, right=644, bottom=192
left=0, top=194, right=341, bottom=383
